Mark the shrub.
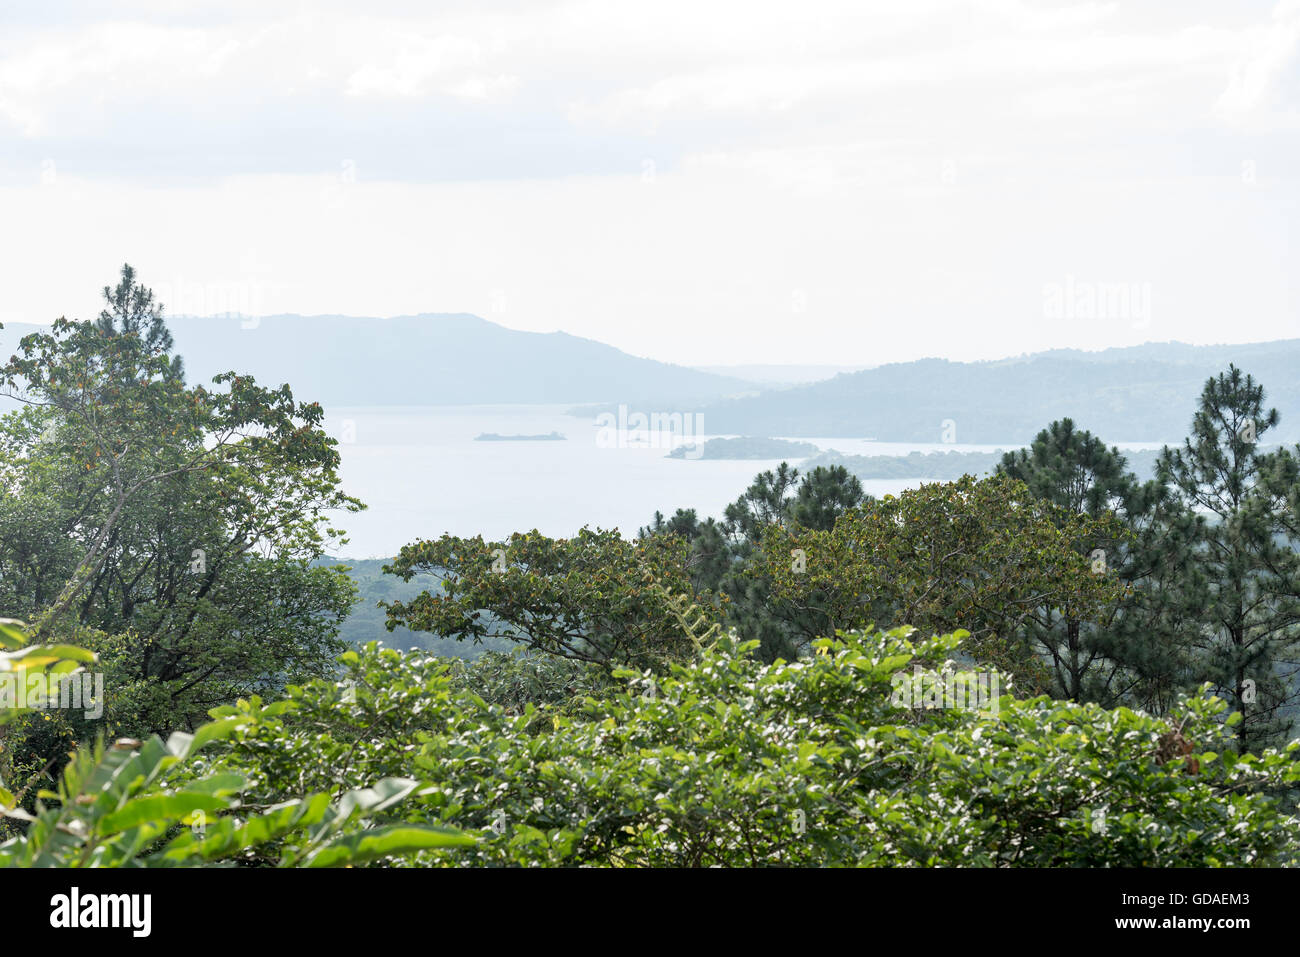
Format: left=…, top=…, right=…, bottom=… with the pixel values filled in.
left=195, top=628, right=1300, bottom=866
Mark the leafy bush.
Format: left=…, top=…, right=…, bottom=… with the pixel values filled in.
left=0, top=617, right=98, bottom=812
left=195, top=628, right=1300, bottom=866
left=444, top=648, right=613, bottom=723
left=0, top=620, right=470, bottom=867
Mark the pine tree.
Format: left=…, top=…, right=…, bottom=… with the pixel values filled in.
left=96, top=262, right=185, bottom=381
left=789, top=465, right=867, bottom=531
left=722, top=462, right=801, bottom=545
left=997, top=419, right=1144, bottom=701
left=1154, top=366, right=1300, bottom=752
left=998, top=418, right=1136, bottom=516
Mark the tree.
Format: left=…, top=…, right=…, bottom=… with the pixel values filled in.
left=789, top=464, right=867, bottom=531
left=722, top=462, right=801, bottom=545
left=996, top=419, right=1152, bottom=702
left=762, top=475, right=1127, bottom=689
left=87, top=557, right=357, bottom=733
left=997, top=418, right=1138, bottom=517
left=719, top=464, right=865, bottom=661
left=95, top=263, right=184, bottom=381
left=641, top=464, right=879, bottom=663
left=0, top=265, right=363, bottom=737
left=381, top=528, right=720, bottom=671
left=638, top=508, right=703, bottom=542
left=1152, top=366, right=1300, bottom=752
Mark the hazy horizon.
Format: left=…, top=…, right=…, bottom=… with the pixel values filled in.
left=4, top=310, right=1296, bottom=370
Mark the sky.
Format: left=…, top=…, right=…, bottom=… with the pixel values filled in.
left=0, top=0, right=1297, bottom=366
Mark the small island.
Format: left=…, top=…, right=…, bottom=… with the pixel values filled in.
left=474, top=431, right=567, bottom=442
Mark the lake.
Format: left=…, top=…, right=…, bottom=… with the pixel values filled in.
left=322, top=404, right=1159, bottom=558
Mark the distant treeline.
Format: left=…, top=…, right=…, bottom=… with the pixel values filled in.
left=668, top=439, right=1190, bottom=482
left=320, top=557, right=518, bottom=659
left=807, top=446, right=1181, bottom=482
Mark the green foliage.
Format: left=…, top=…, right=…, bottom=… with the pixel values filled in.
left=722, top=461, right=802, bottom=545
left=789, top=464, right=867, bottom=531
left=995, top=419, right=1153, bottom=702
left=0, top=619, right=98, bottom=716
left=0, top=265, right=363, bottom=740
left=80, top=558, right=356, bottom=735
left=381, top=527, right=720, bottom=671
left=0, top=619, right=469, bottom=867
left=998, top=418, right=1140, bottom=517
left=0, top=618, right=98, bottom=805
left=327, top=558, right=517, bottom=659
left=0, top=725, right=470, bottom=867
left=762, top=475, right=1128, bottom=690
left=645, top=462, right=868, bottom=663
left=194, top=630, right=1300, bottom=867
left=445, top=647, right=612, bottom=724
left=1148, top=366, right=1300, bottom=751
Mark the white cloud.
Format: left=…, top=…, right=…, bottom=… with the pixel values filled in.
left=343, top=32, right=516, bottom=99
left=0, top=22, right=232, bottom=135
left=0, top=1, right=1271, bottom=139
left=0, top=12, right=525, bottom=137
left=1216, top=0, right=1300, bottom=126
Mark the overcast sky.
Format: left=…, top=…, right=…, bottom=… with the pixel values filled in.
left=1, top=0, right=1296, bottom=366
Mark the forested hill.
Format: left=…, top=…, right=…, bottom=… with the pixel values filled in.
left=688, top=340, right=1300, bottom=444
left=0, top=314, right=755, bottom=407
left=319, top=557, right=517, bottom=659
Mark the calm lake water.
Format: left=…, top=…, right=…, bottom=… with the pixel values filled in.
left=322, top=404, right=1157, bottom=558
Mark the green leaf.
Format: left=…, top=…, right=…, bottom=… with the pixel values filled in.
left=100, top=792, right=232, bottom=833
left=304, top=826, right=475, bottom=868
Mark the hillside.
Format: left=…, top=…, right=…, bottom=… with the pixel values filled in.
left=0, top=314, right=755, bottom=407
left=322, top=557, right=518, bottom=659
left=685, top=341, right=1300, bottom=444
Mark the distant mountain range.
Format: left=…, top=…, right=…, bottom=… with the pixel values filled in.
left=0, top=313, right=756, bottom=408
left=685, top=340, right=1300, bottom=445
left=3, top=314, right=1296, bottom=446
